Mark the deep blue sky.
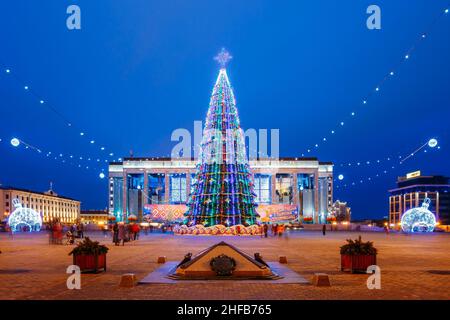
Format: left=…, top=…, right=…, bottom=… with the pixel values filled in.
left=0, top=1, right=449, bottom=219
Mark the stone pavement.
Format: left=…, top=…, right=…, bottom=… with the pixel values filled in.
left=0, top=230, right=449, bottom=300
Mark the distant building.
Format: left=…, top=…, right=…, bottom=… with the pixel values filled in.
left=331, top=200, right=351, bottom=222
left=108, top=157, right=334, bottom=224
left=80, top=209, right=108, bottom=225
left=0, top=186, right=80, bottom=224
left=389, top=171, right=450, bottom=230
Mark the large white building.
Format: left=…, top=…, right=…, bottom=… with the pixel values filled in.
left=0, top=186, right=81, bottom=224
left=108, top=157, right=333, bottom=224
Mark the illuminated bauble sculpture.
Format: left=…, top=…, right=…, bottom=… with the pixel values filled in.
left=8, top=198, right=43, bottom=232
left=428, top=138, right=438, bottom=148
left=401, top=198, right=436, bottom=233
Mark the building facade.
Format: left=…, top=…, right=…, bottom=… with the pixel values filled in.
left=0, top=187, right=81, bottom=224
left=389, top=172, right=450, bottom=229
left=80, top=209, right=109, bottom=225
left=108, top=157, right=333, bottom=224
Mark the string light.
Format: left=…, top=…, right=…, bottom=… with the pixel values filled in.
left=304, top=7, right=449, bottom=153
left=336, top=138, right=439, bottom=168
left=1, top=64, right=116, bottom=157
left=1, top=135, right=118, bottom=172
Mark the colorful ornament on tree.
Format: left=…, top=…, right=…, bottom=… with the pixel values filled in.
left=184, top=49, right=258, bottom=228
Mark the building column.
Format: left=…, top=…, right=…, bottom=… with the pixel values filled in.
left=293, top=173, right=298, bottom=205
left=436, top=192, right=440, bottom=221
left=165, top=172, right=170, bottom=204
left=122, top=171, right=128, bottom=221
left=186, top=172, right=191, bottom=199
left=314, top=171, right=319, bottom=224
left=143, top=171, right=149, bottom=205
left=271, top=174, right=277, bottom=204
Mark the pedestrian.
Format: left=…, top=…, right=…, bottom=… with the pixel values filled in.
left=322, top=224, right=327, bottom=236
left=118, top=223, right=126, bottom=246
left=272, top=224, right=278, bottom=237
left=132, top=223, right=140, bottom=240
left=113, top=223, right=119, bottom=245
left=263, top=223, right=268, bottom=238
left=277, top=224, right=284, bottom=237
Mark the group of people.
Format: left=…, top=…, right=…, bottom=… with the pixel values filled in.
left=46, top=220, right=85, bottom=245
left=112, top=222, right=140, bottom=246
left=259, top=223, right=286, bottom=238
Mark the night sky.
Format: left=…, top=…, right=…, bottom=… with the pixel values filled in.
left=0, top=1, right=449, bottom=219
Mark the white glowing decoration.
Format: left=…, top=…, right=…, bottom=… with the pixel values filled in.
left=338, top=174, right=344, bottom=180
left=401, top=198, right=436, bottom=233
left=428, top=138, right=438, bottom=148
left=99, top=172, right=105, bottom=179
left=8, top=199, right=42, bottom=232
left=10, top=138, right=20, bottom=147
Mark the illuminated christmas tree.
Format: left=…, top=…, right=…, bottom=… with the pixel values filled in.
left=185, top=49, right=258, bottom=227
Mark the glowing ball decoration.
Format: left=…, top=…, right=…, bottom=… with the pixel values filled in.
left=428, top=138, right=438, bottom=148
left=338, top=174, right=344, bottom=180
left=10, top=138, right=20, bottom=147
left=8, top=198, right=42, bottom=232
left=99, top=172, right=105, bottom=179
left=401, top=198, right=436, bottom=233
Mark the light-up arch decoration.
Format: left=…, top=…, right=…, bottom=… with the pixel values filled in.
left=8, top=198, right=43, bottom=232
left=401, top=198, right=436, bottom=233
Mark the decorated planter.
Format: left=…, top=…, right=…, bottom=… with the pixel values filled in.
left=340, top=254, right=376, bottom=273
left=73, top=253, right=107, bottom=273
left=69, top=237, right=109, bottom=273
left=340, top=236, right=378, bottom=274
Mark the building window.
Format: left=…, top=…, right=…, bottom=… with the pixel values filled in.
left=298, top=173, right=315, bottom=217
left=169, top=173, right=186, bottom=204
left=254, top=174, right=271, bottom=204
left=148, top=173, right=165, bottom=204
left=275, top=174, right=293, bottom=204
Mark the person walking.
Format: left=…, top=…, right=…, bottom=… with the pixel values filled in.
left=118, top=223, right=126, bottom=246
left=272, top=224, right=278, bottom=237
left=263, top=223, right=269, bottom=238
left=322, top=224, right=327, bottom=236
left=277, top=224, right=284, bottom=237
left=112, top=223, right=119, bottom=246
left=132, top=223, right=140, bottom=240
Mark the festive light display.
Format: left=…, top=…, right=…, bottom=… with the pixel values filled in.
left=184, top=49, right=258, bottom=227
left=1, top=65, right=117, bottom=159
left=8, top=198, right=42, bottom=232
left=401, top=198, right=436, bottom=233
left=303, top=7, right=449, bottom=155
left=1, top=135, right=118, bottom=177
left=335, top=138, right=441, bottom=189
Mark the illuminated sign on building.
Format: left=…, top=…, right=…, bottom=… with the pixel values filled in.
left=406, top=171, right=421, bottom=179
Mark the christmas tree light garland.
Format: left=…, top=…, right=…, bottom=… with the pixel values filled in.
left=182, top=49, right=259, bottom=230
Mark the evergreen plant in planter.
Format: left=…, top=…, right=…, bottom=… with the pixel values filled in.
left=340, top=236, right=377, bottom=273
left=69, top=237, right=109, bottom=273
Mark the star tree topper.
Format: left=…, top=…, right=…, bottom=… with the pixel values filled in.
left=214, top=48, right=232, bottom=68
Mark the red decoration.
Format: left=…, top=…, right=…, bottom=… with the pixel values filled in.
left=73, top=253, right=107, bottom=273
left=341, top=254, right=376, bottom=273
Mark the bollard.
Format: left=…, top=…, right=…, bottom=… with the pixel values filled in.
left=312, top=273, right=331, bottom=287
left=279, top=256, right=288, bottom=264
left=119, top=273, right=136, bottom=288
left=157, top=256, right=167, bottom=264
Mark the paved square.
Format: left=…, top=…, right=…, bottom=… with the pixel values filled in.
left=0, top=231, right=449, bottom=300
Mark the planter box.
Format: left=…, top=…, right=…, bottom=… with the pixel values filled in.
left=73, top=253, right=107, bottom=273
left=341, top=254, right=376, bottom=273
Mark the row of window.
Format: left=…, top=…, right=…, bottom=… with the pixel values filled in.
left=111, top=173, right=329, bottom=205
left=4, top=194, right=78, bottom=207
